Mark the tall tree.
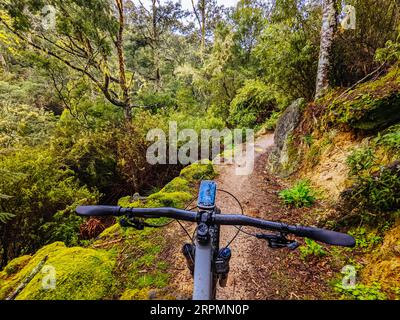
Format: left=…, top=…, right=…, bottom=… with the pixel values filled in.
left=0, top=0, right=134, bottom=120
left=315, top=0, right=337, bottom=99
left=129, top=0, right=187, bottom=90
left=191, top=0, right=225, bottom=58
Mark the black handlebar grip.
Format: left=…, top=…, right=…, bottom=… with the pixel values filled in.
left=292, top=226, right=355, bottom=247
left=76, top=205, right=122, bottom=217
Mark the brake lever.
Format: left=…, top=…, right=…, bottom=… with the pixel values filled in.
left=256, top=233, right=299, bottom=250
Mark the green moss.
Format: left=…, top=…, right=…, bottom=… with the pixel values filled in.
left=96, top=223, right=123, bottom=240
left=120, top=288, right=152, bottom=300
left=325, top=67, right=400, bottom=130
left=0, top=242, right=116, bottom=300
left=1, top=255, right=32, bottom=276
left=160, top=177, right=191, bottom=193
left=179, top=161, right=215, bottom=182
left=117, top=161, right=215, bottom=209
left=147, top=191, right=192, bottom=208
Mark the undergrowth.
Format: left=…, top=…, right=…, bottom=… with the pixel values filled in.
left=279, top=180, right=316, bottom=208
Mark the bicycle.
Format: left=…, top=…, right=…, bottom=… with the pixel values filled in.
left=76, top=180, right=355, bottom=300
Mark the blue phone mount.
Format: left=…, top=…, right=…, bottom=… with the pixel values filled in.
left=197, top=180, right=217, bottom=210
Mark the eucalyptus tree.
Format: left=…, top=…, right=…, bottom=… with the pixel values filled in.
left=315, top=0, right=337, bottom=99
left=127, top=0, right=189, bottom=91
left=0, top=0, right=137, bottom=120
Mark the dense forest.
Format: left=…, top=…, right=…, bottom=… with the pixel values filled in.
left=0, top=0, right=399, bottom=300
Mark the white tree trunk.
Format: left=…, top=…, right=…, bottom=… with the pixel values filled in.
left=315, top=0, right=337, bottom=100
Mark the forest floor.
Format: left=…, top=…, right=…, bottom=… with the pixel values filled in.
left=165, top=134, right=341, bottom=300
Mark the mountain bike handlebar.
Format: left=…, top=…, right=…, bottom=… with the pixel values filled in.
left=76, top=206, right=355, bottom=247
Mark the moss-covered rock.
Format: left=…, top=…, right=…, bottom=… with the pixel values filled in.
left=325, top=67, right=400, bottom=130
left=0, top=161, right=216, bottom=300
left=2, top=255, right=32, bottom=277
left=267, top=99, right=304, bottom=177
left=0, top=242, right=116, bottom=300
left=117, top=161, right=215, bottom=209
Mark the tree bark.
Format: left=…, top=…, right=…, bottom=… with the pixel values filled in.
left=200, top=0, right=206, bottom=55
left=191, top=0, right=206, bottom=58
left=6, top=255, right=48, bottom=300
left=315, top=0, right=337, bottom=100
left=152, top=0, right=161, bottom=91
left=115, top=0, right=132, bottom=120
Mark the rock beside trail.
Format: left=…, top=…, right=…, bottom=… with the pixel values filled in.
left=267, top=98, right=304, bottom=177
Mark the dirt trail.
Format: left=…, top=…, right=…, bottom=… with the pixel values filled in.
left=168, top=134, right=337, bottom=300
left=214, top=134, right=334, bottom=300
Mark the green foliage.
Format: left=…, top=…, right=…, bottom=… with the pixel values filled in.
left=332, top=0, right=400, bottom=86
left=346, top=147, right=375, bottom=176
left=0, top=146, right=99, bottom=264
left=344, top=159, right=400, bottom=215
left=0, top=103, right=56, bottom=148
left=303, top=134, right=314, bottom=147
left=376, top=124, right=400, bottom=153
left=348, top=227, right=383, bottom=251
left=254, top=20, right=319, bottom=101
left=262, top=110, right=281, bottom=131
left=279, top=180, right=317, bottom=208
left=324, top=67, right=400, bottom=130
left=334, top=282, right=387, bottom=300
left=0, top=212, right=15, bottom=224
left=375, top=39, right=400, bottom=64
left=354, top=167, right=400, bottom=212
left=229, top=80, right=277, bottom=128
left=299, top=238, right=327, bottom=260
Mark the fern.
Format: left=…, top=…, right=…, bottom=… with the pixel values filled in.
left=0, top=212, right=15, bottom=223
left=0, top=193, right=14, bottom=223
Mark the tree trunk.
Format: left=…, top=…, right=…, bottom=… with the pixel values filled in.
left=200, top=0, right=206, bottom=57
left=152, top=0, right=161, bottom=91
left=315, top=0, right=337, bottom=100
left=115, top=0, right=132, bottom=121
left=191, top=0, right=206, bottom=59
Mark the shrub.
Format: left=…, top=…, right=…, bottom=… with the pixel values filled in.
left=262, top=110, right=282, bottom=131
left=343, top=163, right=400, bottom=214
left=279, top=180, right=316, bottom=208
left=346, top=147, right=375, bottom=176
left=0, top=147, right=99, bottom=266
left=299, top=238, right=326, bottom=260
left=334, top=282, right=387, bottom=300
left=348, top=227, right=383, bottom=251
left=0, top=103, right=56, bottom=148
left=229, top=80, right=277, bottom=128
left=376, top=124, right=400, bottom=153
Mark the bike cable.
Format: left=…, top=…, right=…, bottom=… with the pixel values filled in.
left=217, top=189, right=244, bottom=248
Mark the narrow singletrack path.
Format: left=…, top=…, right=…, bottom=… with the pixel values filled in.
left=214, top=134, right=334, bottom=300
left=167, top=134, right=336, bottom=300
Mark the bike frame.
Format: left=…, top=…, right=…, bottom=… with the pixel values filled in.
left=192, top=181, right=220, bottom=300
left=193, top=234, right=214, bottom=300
